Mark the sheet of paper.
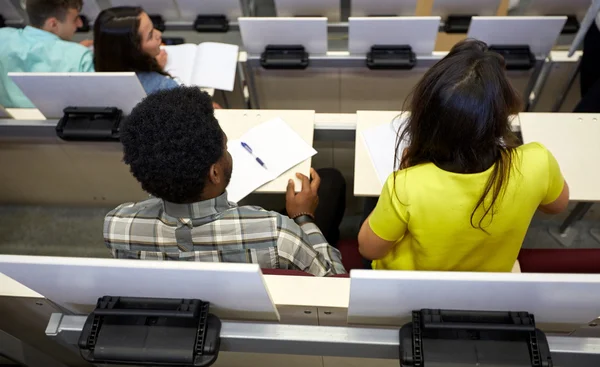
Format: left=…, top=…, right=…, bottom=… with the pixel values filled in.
left=226, top=118, right=317, bottom=202
left=192, top=42, right=239, bottom=91
left=162, top=44, right=198, bottom=85
left=362, top=117, right=408, bottom=185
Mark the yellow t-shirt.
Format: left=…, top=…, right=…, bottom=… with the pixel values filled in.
left=369, top=142, right=565, bottom=272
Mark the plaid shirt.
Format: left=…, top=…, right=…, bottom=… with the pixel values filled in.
left=103, top=193, right=346, bottom=276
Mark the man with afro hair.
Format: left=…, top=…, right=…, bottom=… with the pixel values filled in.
left=104, top=87, right=347, bottom=276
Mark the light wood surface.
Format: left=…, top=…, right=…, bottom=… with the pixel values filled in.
left=5, top=108, right=46, bottom=120
left=216, top=109, right=315, bottom=193
left=354, top=110, right=523, bottom=197
left=520, top=113, right=600, bottom=201
left=0, top=273, right=42, bottom=298
left=264, top=275, right=350, bottom=308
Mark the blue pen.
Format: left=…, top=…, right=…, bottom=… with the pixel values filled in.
left=241, top=142, right=268, bottom=170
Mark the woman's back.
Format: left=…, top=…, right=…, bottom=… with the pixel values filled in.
left=358, top=39, right=569, bottom=271
left=371, top=142, right=564, bottom=271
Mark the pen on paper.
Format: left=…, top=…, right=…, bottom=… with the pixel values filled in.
left=241, top=142, right=268, bottom=170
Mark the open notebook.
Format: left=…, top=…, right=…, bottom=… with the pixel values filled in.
left=362, top=117, right=408, bottom=185
left=163, top=42, right=239, bottom=91
left=227, top=118, right=317, bottom=202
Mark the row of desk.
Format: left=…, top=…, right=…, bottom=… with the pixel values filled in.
left=0, top=109, right=595, bottom=199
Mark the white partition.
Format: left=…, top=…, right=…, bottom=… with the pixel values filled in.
left=274, top=0, right=340, bottom=21
left=0, top=255, right=280, bottom=321
left=348, top=270, right=600, bottom=326
left=467, top=16, right=567, bottom=57
left=8, top=72, right=147, bottom=119
left=0, top=0, right=23, bottom=22
left=349, top=17, right=441, bottom=55
left=525, top=0, right=591, bottom=19
left=239, top=17, right=328, bottom=55
left=109, top=0, right=181, bottom=21
left=432, top=0, right=501, bottom=17
left=350, top=0, right=417, bottom=17
left=81, top=0, right=101, bottom=22
left=175, top=0, right=243, bottom=21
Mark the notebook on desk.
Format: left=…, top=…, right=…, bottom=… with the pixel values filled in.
left=227, top=118, right=317, bottom=202
left=362, top=117, right=408, bottom=185
left=162, top=42, right=239, bottom=91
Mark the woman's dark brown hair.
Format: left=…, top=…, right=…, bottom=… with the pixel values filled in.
left=395, top=39, right=522, bottom=230
left=93, top=6, right=167, bottom=75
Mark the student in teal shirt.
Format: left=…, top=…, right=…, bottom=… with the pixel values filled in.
left=0, top=0, right=95, bottom=108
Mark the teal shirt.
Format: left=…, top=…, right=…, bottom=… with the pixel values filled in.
left=0, top=26, right=95, bottom=108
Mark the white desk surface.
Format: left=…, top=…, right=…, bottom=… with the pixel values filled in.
left=216, top=109, right=315, bottom=194
left=0, top=272, right=43, bottom=298
left=5, top=108, right=46, bottom=120
left=264, top=275, right=350, bottom=308
left=520, top=113, right=600, bottom=202
left=354, top=110, right=522, bottom=197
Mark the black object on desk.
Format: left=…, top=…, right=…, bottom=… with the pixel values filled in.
left=367, top=45, right=416, bottom=70
left=78, top=296, right=222, bottom=366
left=489, top=45, right=536, bottom=70
left=56, top=107, right=122, bottom=141
left=400, top=309, right=553, bottom=367
left=76, top=15, right=90, bottom=33
left=561, top=15, right=580, bottom=34
left=261, top=45, right=309, bottom=70
left=444, top=15, right=475, bottom=33
left=194, top=15, right=229, bottom=32
left=0, top=15, right=5, bottom=28
left=163, top=37, right=186, bottom=45
left=150, top=14, right=166, bottom=32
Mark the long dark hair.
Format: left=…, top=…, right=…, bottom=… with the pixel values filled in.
left=93, top=6, right=167, bottom=75
left=395, top=39, right=522, bottom=231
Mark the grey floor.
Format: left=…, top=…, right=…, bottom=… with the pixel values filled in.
left=1, top=200, right=599, bottom=259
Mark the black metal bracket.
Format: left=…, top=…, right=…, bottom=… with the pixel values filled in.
left=150, top=15, right=166, bottom=32
left=56, top=107, right=122, bottom=141
left=194, top=15, right=229, bottom=32
left=260, top=45, right=309, bottom=70
left=400, top=309, right=553, bottom=367
left=76, top=14, right=90, bottom=33
left=489, top=45, right=536, bottom=70
left=78, top=296, right=221, bottom=366
left=561, top=15, right=580, bottom=34
left=366, top=45, right=416, bottom=70
left=444, top=15, right=474, bottom=33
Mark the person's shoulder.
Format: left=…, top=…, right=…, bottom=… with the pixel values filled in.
left=514, top=142, right=551, bottom=162
left=105, top=197, right=162, bottom=219
left=55, top=38, right=91, bottom=55
left=137, top=72, right=178, bottom=94
left=0, top=27, right=19, bottom=37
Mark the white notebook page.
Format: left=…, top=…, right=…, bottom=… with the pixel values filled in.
left=226, top=118, right=317, bottom=202
left=192, top=43, right=239, bottom=91
left=362, top=118, right=408, bottom=185
left=162, top=44, right=198, bottom=85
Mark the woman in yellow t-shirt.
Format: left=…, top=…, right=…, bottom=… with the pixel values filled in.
left=358, top=39, right=570, bottom=272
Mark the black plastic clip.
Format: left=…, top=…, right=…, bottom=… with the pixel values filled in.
left=0, top=15, right=6, bottom=28
left=489, top=45, right=536, bottom=70
left=561, top=15, right=580, bottom=34
left=367, top=45, right=416, bottom=70
left=400, top=309, right=553, bottom=367
left=194, top=15, right=229, bottom=33
left=260, top=45, right=309, bottom=70
left=56, top=107, right=122, bottom=141
left=150, top=15, right=166, bottom=32
left=76, top=14, right=90, bottom=33
left=444, top=15, right=474, bottom=33
left=78, top=296, right=221, bottom=367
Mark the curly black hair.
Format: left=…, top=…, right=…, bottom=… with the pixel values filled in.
left=121, top=87, right=224, bottom=203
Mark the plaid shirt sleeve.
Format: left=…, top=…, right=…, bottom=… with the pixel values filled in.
left=275, top=215, right=347, bottom=276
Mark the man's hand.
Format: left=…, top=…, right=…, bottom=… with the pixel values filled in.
left=79, top=39, right=94, bottom=48
left=212, top=102, right=223, bottom=109
left=156, top=49, right=168, bottom=70
left=286, top=168, right=320, bottom=218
